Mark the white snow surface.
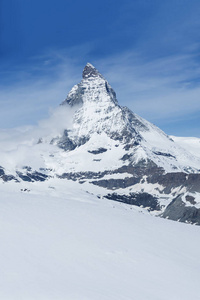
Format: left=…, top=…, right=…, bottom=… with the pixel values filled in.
left=0, top=179, right=200, bottom=300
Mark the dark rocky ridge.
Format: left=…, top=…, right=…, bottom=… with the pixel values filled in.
left=57, top=163, right=200, bottom=225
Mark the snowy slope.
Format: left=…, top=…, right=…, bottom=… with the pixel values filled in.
left=0, top=180, right=200, bottom=300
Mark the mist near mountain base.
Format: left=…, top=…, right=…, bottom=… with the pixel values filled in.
left=0, top=105, right=76, bottom=172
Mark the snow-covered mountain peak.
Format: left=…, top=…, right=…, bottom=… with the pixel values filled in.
left=59, top=64, right=143, bottom=147
left=57, top=64, right=200, bottom=173
left=82, top=63, right=103, bottom=79
left=61, top=64, right=118, bottom=108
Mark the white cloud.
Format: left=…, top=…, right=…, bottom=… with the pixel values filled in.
left=0, top=104, right=76, bottom=172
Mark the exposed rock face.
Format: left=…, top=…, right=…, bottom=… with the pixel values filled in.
left=17, top=171, right=48, bottom=182
left=105, top=193, right=160, bottom=211
left=161, top=195, right=200, bottom=225
left=0, top=166, right=17, bottom=182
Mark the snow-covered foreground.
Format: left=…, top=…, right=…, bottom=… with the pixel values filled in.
left=0, top=180, right=200, bottom=300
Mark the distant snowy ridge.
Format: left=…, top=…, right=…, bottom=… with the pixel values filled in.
left=170, top=135, right=200, bottom=159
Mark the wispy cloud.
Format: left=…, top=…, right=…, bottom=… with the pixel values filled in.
left=0, top=53, right=82, bottom=128
left=96, top=49, right=200, bottom=122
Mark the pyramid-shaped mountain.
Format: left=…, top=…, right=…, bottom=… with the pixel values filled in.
left=57, top=63, right=200, bottom=173
left=1, top=63, right=200, bottom=225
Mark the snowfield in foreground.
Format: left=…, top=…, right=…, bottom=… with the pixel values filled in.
left=0, top=180, right=200, bottom=300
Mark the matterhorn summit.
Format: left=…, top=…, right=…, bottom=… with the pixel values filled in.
left=56, top=64, right=200, bottom=173
left=1, top=63, right=200, bottom=225
left=82, top=62, right=104, bottom=79
left=59, top=63, right=142, bottom=149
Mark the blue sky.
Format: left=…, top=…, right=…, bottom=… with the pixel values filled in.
left=0, top=0, right=200, bottom=137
